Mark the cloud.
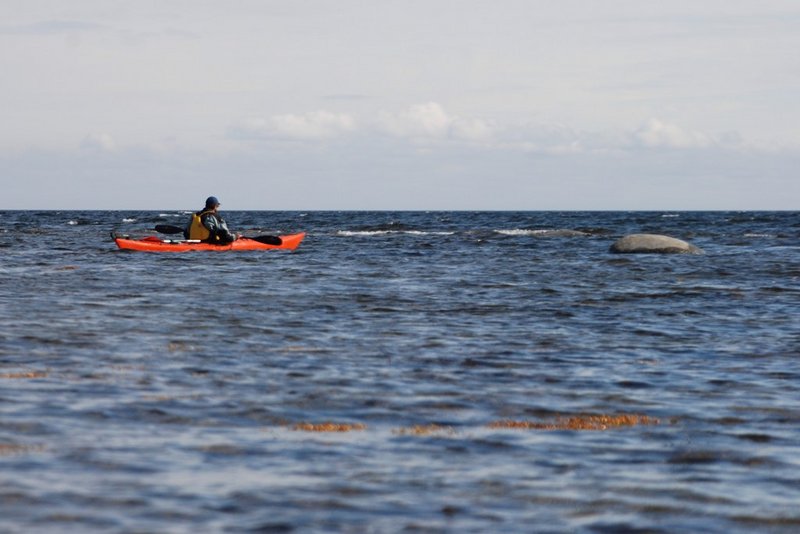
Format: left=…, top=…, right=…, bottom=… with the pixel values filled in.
left=230, top=103, right=495, bottom=144
left=450, top=117, right=496, bottom=142
left=272, top=111, right=356, bottom=139
left=497, top=123, right=591, bottom=155
left=378, top=102, right=449, bottom=138
left=226, top=103, right=748, bottom=163
left=632, top=118, right=714, bottom=149
left=497, top=118, right=746, bottom=155
left=229, top=111, right=356, bottom=140
left=377, top=102, right=495, bottom=142
left=80, top=133, right=116, bottom=152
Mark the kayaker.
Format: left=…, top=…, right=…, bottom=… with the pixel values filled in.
left=184, top=196, right=241, bottom=244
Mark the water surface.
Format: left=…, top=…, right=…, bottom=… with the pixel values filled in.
left=1, top=211, right=799, bottom=532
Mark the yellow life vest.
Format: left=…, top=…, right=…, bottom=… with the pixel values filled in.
left=188, top=211, right=212, bottom=240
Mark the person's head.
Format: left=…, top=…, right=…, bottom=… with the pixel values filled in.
left=205, top=196, right=220, bottom=211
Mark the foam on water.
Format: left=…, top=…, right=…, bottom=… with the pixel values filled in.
left=337, top=229, right=455, bottom=236
left=495, top=228, right=590, bottom=237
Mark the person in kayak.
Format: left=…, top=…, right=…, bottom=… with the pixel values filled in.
left=184, top=196, right=241, bottom=244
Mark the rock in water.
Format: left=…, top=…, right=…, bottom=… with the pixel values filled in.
left=610, top=234, right=703, bottom=254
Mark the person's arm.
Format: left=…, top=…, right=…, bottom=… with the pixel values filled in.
left=202, top=214, right=236, bottom=242
left=201, top=213, right=219, bottom=235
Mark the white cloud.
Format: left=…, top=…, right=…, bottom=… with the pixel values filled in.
left=377, top=102, right=495, bottom=142
left=228, top=103, right=496, bottom=145
left=230, top=111, right=356, bottom=140
left=450, top=117, right=495, bottom=142
left=632, top=118, right=713, bottom=149
left=80, top=132, right=116, bottom=152
left=272, top=111, right=356, bottom=139
left=493, top=118, right=747, bottom=156
left=378, top=102, right=450, bottom=139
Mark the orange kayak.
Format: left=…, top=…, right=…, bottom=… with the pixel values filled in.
left=113, top=232, right=305, bottom=252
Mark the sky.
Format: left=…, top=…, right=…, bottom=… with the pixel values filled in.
left=1, top=0, right=798, bottom=210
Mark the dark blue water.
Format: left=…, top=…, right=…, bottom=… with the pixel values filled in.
left=1, top=211, right=799, bottom=533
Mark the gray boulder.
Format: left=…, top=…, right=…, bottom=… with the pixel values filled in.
left=610, top=233, right=703, bottom=254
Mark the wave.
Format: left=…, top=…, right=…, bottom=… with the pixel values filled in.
left=337, top=228, right=595, bottom=238
left=405, top=230, right=455, bottom=236
left=337, top=230, right=455, bottom=237
left=495, top=229, right=590, bottom=237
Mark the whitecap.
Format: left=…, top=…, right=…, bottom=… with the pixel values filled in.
left=122, top=218, right=136, bottom=223
left=496, top=229, right=538, bottom=236
left=744, top=233, right=775, bottom=238
left=337, top=230, right=392, bottom=236
left=337, top=229, right=454, bottom=237
left=67, top=220, right=78, bottom=226
left=496, top=229, right=588, bottom=237
left=405, top=230, right=455, bottom=236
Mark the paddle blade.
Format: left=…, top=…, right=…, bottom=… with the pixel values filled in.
left=155, top=224, right=184, bottom=235
left=248, top=235, right=283, bottom=246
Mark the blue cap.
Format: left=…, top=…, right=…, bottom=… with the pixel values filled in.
left=205, top=196, right=220, bottom=208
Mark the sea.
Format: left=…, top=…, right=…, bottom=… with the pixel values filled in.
left=1, top=210, right=798, bottom=533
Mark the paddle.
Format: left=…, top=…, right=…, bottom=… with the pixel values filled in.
left=154, top=224, right=282, bottom=246
left=154, top=224, right=186, bottom=235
